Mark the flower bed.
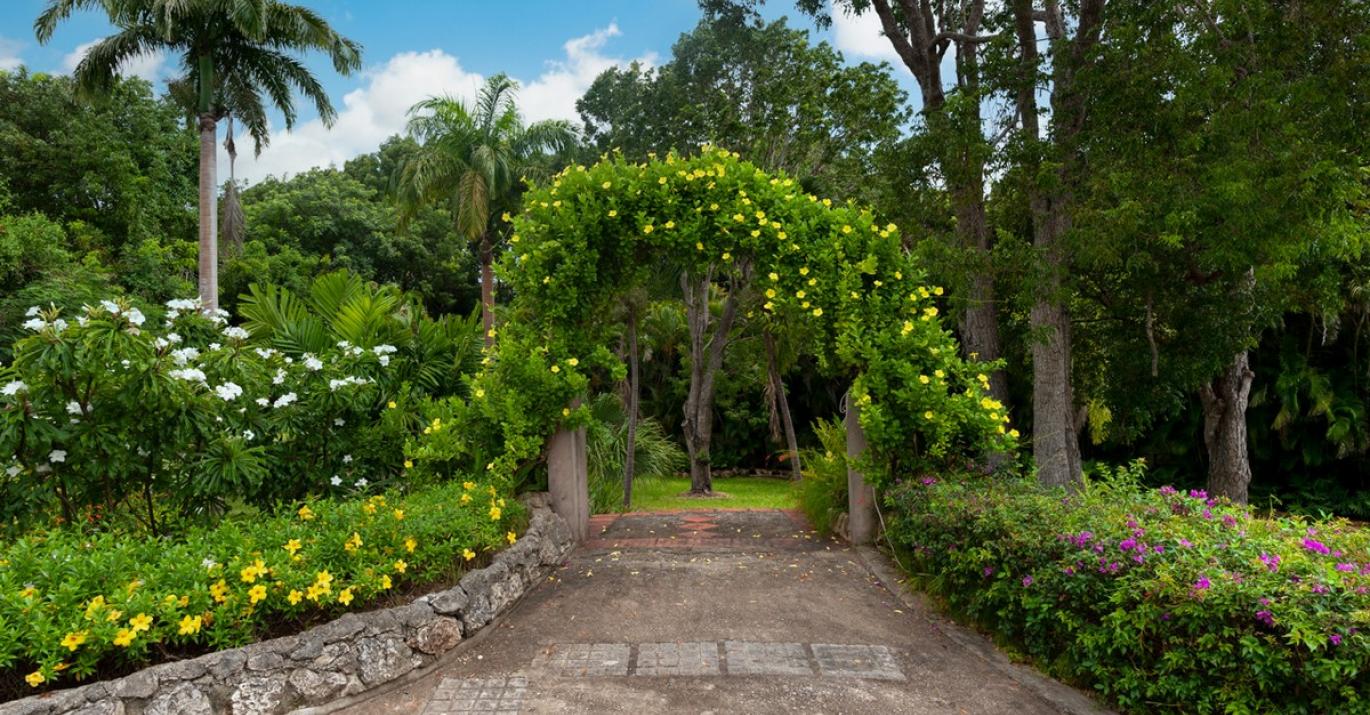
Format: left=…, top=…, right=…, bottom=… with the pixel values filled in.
left=0, top=479, right=521, bottom=698
left=885, top=468, right=1370, bottom=714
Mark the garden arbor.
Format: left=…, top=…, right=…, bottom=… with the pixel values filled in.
left=455, top=148, right=1015, bottom=544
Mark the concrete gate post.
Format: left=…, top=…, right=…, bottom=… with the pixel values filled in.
left=547, top=419, right=589, bottom=542
left=845, top=392, right=876, bottom=545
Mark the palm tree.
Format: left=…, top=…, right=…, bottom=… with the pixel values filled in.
left=35, top=0, right=362, bottom=311
left=397, top=75, right=577, bottom=345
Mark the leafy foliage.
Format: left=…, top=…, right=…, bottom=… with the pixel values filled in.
left=886, top=467, right=1370, bottom=714
left=0, top=292, right=440, bottom=532
left=796, top=416, right=846, bottom=534
left=0, top=479, right=521, bottom=695
left=404, top=148, right=1014, bottom=494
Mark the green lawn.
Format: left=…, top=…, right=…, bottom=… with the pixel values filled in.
left=619, top=476, right=798, bottom=512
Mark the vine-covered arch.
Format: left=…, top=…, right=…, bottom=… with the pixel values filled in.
left=408, top=147, right=1015, bottom=526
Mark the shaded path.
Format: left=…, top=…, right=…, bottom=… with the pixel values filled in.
left=334, top=510, right=1105, bottom=714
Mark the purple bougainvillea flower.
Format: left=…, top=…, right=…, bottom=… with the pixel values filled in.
left=1260, top=553, right=1281, bottom=572
left=1159, top=485, right=1177, bottom=496
left=1255, top=610, right=1275, bottom=627
left=1330, top=634, right=1343, bottom=646
left=1312, top=583, right=1329, bottom=594
left=983, top=566, right=994, bottom=577
left=1202, top=508, right=1213, bottom=520
left=921, top=477, right=937, bottom=486
left=1153, top=545, right=1165, bottom=554
left=1335, top=563, right=1355, bottom=573
left=1222, top=514, right=1237, bottom=528
left=1193, top=576, right=1212, bottom=591
left=1189, top=489, right=1208, bottom=500
left=1119, top=538, right=1137, bottom=552
left=1179, top=538, right=1194, bottom=548
left=1022, top=575, right=1034, bottom=587
left=1303, top=538, right=1330, bottom=555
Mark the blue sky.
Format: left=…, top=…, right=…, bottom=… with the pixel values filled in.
left=0, top=1, right=910, bottom=182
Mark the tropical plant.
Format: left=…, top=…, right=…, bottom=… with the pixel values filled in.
left=237, top=270, right=482, bottom=398
left=35, top=0, right=362, bottom=310
left=397, top=75, right=578, bottom=344
left=584, top=394, right=687, bottom=513
left=796, top=417, right=847, bottom=534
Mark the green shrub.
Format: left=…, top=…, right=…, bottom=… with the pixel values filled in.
left=0, top=292, right=453, bottom=532
left=885, top=465, right=1370, bottom=714
left=585, top=395, right=687, bottom=513
left=797, top=417, right=847, bottom=533
left=0, top=479, right=521, bottom=695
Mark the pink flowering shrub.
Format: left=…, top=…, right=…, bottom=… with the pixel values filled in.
left=886, top=463, right=1370, bottom=714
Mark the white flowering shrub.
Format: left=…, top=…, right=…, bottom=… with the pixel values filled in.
left=0, top=298, right=412, bottom=533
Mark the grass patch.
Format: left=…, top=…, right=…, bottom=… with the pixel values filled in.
left=616, top=476, right=798, bottom=512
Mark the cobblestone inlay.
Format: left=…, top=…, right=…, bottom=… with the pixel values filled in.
left=812, top=643, right=905, bottom=680
left=723, top=640, right=814, bottom=676
left=635, top=641, right=723, bottom=676
left=421, top=676, right=528, bottom=714
left=530, top=642, right=631, bottom=676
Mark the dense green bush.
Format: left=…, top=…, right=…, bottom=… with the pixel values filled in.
left=885, top=465, right=1370, bottom=714
left=797, top=417, right=847, bottom=533
left=0, top=479, right=520, bottom=695
left=0, top=291, right=443, bottom=532
left=584, top=395, right=688, bottom=513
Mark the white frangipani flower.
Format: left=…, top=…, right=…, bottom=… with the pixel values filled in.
left=214, top=383, right=243, bottom=401
left=48, top=450, right=66, bottom=463
left=273, top=393, right=297, bottom=408
left=1, top=380, right=26, bottom=397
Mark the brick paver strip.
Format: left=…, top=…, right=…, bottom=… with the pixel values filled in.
left=723, top=641, right=814, bottom=676
left=635, top=642, right=723, bottom=676
left=421, top=676, right=527, bottom=714
left=812, top=644, right=905, bottom=680
left=530, top=642, right=630, bottom=676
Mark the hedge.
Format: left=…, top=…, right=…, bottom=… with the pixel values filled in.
left=886, top=466, right=1369, bottom=714
left=0, top=478, right=522, bottom=696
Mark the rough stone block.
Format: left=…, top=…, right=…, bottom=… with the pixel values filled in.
left=207, top=649, right=247, bottom=680
left=111, top=670, right=158, bottom=700
left=428, top=586, right=469, bottom=617
left=229, top=672, right=289, bottom=715
left=286, top=668, right=348, bottom=703
left=355, top=635, right=415, bottom=686
left=407, top=616, right=463, bottom=655
left=143, top=683, right=213, bottom=715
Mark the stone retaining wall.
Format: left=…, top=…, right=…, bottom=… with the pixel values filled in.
left=1, top=495, right=574, bottom=715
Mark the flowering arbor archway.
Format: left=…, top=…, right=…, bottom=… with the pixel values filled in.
left=410, top=147, right=1015, bottom=542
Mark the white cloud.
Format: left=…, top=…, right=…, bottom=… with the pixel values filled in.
left=0, top=37, right=23, bottom=71
left=62, top=39, right=167, bottom=82
left=519, top=22, right=657, bottom=123
left=226, top=23, right=653, bottom=184
left=224, top=49, right=484, bottom=184
left=829, top=2, right=901, bottom=64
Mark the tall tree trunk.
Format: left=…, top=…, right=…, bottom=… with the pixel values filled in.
left=871, top=0, right=1008, bottom=407
left=479, top=233, right=495, bottom=347
left=197, top=112, right=219, bottom=311
left=1199, top=351, right=1255, bottom=503
left=764, top=330, right=802, bottom=480
left=681, top=269, right=740, bottom=495
left=1011, top=0, right=1103, bottom=490
left=623, top=303, right=641, bottom=510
